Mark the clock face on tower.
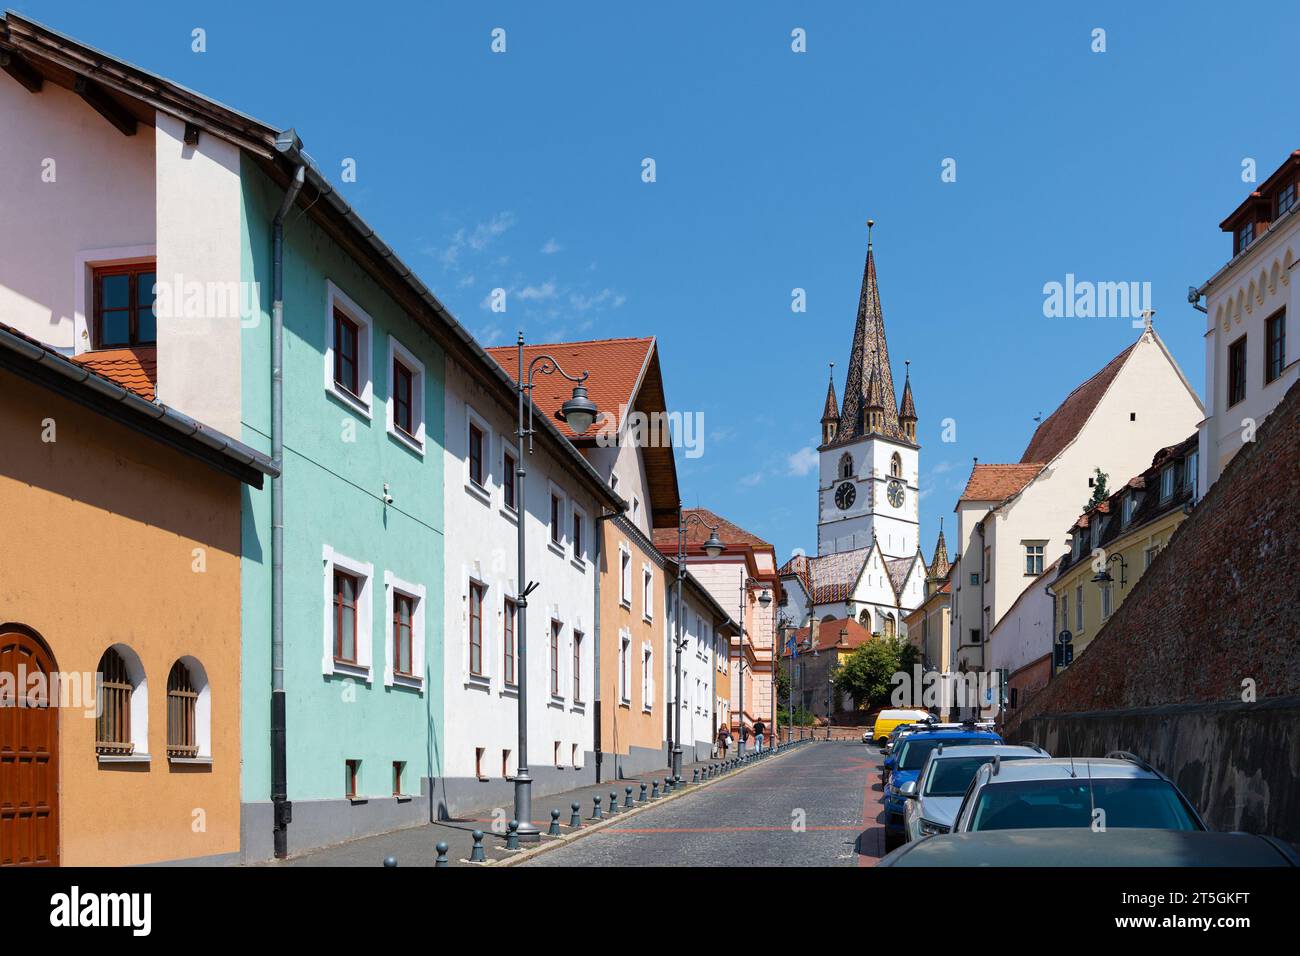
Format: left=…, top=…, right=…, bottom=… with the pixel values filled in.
left=834, top=481, right=856, bottom=510
left=887, top=479, right=905, bottom=508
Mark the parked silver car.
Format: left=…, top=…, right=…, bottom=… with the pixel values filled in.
left=903, top=743, right=1051, bottom=841
left=950, top=751, right=1207, bottom=833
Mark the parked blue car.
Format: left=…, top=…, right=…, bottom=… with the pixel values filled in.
left=882, top=726, right=1002, bottom=851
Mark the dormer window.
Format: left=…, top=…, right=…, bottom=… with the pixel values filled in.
left=1159, top=465, right=1174, bottom=501
left=1235, top=223, right=1255, bottom=256
left=1122, top=495, right=1136, bottom=527
left=1278, top=182, right=1296, bottom=219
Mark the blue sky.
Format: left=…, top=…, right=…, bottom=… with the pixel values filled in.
left=17, top=0, right=1297, bottom=561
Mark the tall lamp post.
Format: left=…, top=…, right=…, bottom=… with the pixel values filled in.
left=673, top=509, right=726, bottom=784
left=512, top=332, right=599, bottom=842
left=737, top=577, right=772, bottom=755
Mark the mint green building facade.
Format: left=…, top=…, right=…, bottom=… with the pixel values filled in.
left=238, top=159, right=445, bottom=860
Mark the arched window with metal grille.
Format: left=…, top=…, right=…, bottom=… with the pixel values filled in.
left=167, top=661, right=199, bottom=758
left=96, top=647, right=134, bottom=755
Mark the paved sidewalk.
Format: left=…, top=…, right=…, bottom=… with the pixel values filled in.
left=272, top=745, right=801, bottom=867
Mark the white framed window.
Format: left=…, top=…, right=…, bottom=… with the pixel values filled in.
left=641, top=642, right=654, bottom=712
left=322, top=545, right=374, bottom=681
left=383, top=572, right=426, bottom=691
left=464, top=406, right=492, bottom=502
left=95, top=644, right=150, bottom=762
left=386, top=335, right=426, bottom=454
left=642, top=564, right=654, bottom=621
left=324, top=281, right=374, bottom=418
left=1075, top=584, right=1084, bottom=631
left=1023, top=543, right=1044, bottom=577
left=1145, top=545, right=1160, bottom=570
left=619, top=630, right=631, bottom=704
left=1122, top=495, right=1136, bottom=527
left=1101, top=584, right=1113, bottom=620
left=571, top=504, right=588, bottom=565
left=466, top=575, right=490, bottom=683
left=501, top=442, right=519, bottom=514
left=548, top=483, right=567, bottom=555
left=1185, top=451, right=1199, bottom=500
left=619, top=544, right=632, bottom=607
left=1159, top=465, right=1174, bottom=501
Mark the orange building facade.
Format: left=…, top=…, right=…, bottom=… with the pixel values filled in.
left=0, top=329, right=273, bottom=865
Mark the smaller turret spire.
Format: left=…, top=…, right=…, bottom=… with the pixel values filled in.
left=899, top=360, right=917, bottom=441
left=820, top=363, right=839, bottom=445
left=928, top=519, right=950, bottom=582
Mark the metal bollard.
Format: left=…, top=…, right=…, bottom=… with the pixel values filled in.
left=651, top=780, right=660, bottom=799
left=548, top=810, right=561, bottom=836
left=507, top=819, right=520, bottom=851
left=625, top=786, right=634, bottom=808
left=591, top=794, right=603, bottom=820
left=664, top=776, right=673, bottom=794
left=693, top=768, right=699, bottom=783
left=470, top=830, right=486, bottom=863
left=435, top=841, right=449, bottom=867
left=569, top=801, right=582, bottom=828
left=639, top=782, right=648, bottom=803
left=609, top=790, right=619, bottom=814
left=383, top=856, right=397, bottom=867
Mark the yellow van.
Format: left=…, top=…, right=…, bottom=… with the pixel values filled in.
left=869, top=708, right=932, bottom=746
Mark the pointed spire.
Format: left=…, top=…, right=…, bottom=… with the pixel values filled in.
left=837, top=223, right=900, bottom=442
left=929, top=518, right=950, bottom=581
left=899, top=361, right=917, bottom=419
left=821, top=363, right=839, bottom=423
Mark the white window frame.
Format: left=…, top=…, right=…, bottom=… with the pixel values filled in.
left=322, top=545, right=374, bottom=682
left=464, top=571, right=491, bottom=685
left=641, top=641, right=654, bottom=712
left=386, top=335, right=426, bottom=455
left=324, top=281, right=375, bottom=418
left=571, top=502, right=589, bottom=568
left=619, top=630, right=632, bottom=705
left=96, top=643, right=150, bottom=764
left=1023, top=543, right=1044, bottom=577
left=383, top=572, right=426, bottom=691
left=464, top=406, right=492, bottom=504
left=619, top=543, right=632, bottom=607
left=501, top=440, right=520, bottom=517
left=73, top=244, right=157, bottom=356
left=1075, top=584, right=1084, bottom=632
left=548, top=482, right=567, bottom=556
left=1159, top=465, right=1174, bottom=501
left=642, top=564, right=654, bottom=622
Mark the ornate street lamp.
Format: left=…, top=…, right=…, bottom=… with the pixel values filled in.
left=673, top=509, right=726, bottom=784
left=512, top=332, right=599, bottom=842
left=1091, top=553, right=1128, bottom=587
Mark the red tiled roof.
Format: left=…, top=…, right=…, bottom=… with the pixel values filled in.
left=958, top=463, right=1044, bottom=502
left=651, top=507, right=773, bottom=553
left=1020, top=343, right=1136, bottom=464
left=70, top=346, right=157, bottom=400
left=485, top=336, right=654, bottom=441
left=782, top=617, right=874, bottom=657
left=778, top=553, right=811, bottom=593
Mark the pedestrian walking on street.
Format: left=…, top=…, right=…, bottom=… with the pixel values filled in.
left=754, top=721, right=765, bottom=753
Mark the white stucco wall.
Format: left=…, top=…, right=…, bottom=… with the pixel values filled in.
left=0, top=77, right=155, bottom=351
left=988, top=570, right=1054, bottom=677
left=442, top=359, right=599, bottom=782
left=153, top=111, right=243, bottom=436
left=1201, top=213, right=1300, bottom=490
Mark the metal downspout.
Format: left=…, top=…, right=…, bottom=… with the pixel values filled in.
left=271, top=163, right=305, bottom=859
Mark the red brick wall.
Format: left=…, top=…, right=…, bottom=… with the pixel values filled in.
left=1009, top=376, right=1300, bottom=730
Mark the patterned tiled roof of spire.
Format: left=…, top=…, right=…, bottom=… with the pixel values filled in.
left=928, top=521, right=950, bottom=580
left=821, top=367, right=839, bottom=422
left=835, top=238, right=904, bottom=443
left=899, top=372, right=916, bottom=421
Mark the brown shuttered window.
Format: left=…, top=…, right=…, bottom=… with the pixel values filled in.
left=469, top=582, right=485, bottom=676
left=503, top=598, right=517, bottom=686
left=167, top=661, right=199, bottom=758
left=96, top=648, right=133, bottom=755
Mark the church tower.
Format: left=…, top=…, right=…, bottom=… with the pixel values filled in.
left=816, top=223, right=920, bottom=559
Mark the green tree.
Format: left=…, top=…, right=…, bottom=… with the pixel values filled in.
left=1083, top=467, right=1109, bottom=512
left=830, top=635, right=914, bottom=711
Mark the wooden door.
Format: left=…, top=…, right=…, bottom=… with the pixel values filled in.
left=0, top=628, right=59, bottom=866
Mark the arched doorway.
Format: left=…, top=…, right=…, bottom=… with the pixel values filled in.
left=0, top=626, right=59, bottom=866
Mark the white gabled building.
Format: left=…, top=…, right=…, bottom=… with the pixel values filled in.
left=439, top=350, right=622, bottom=818
left=1196, top=150, right=1300, bottom=493
left=954, top=325, right=1203, bottom=696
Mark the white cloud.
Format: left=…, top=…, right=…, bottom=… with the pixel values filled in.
left=436, top=211, right=516, bottom=268
left=787, top=446, right=819, bottom=476
left=569, top=288, right=626, bottom=312
left=540, top=238, right=562, bottom=255
left=932, top=460, right=956, bottom=475
left=518, top=281, right=557, bottom=301
left=740, top=471, right=765, bottom=487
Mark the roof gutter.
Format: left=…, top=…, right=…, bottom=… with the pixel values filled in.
left=0, top=324, right=277, bottom=482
